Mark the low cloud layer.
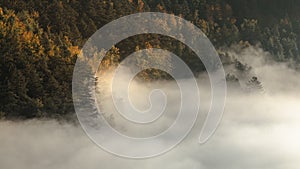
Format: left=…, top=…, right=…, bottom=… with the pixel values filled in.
left=1, top=46, right=300, bottom=169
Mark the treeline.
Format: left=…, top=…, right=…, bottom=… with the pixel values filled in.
left=0, top=0, right=300, bottom=119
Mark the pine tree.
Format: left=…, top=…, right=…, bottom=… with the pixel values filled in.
left=246, top=76, right=264, bottom=94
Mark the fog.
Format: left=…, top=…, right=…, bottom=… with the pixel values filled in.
left=1, top=46, right=300, bottom=169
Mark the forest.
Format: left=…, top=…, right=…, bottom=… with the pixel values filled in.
left=1, top=0, right=300, bottom=119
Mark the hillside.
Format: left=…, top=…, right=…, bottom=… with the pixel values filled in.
left=0, top=0, right=299, bottom=119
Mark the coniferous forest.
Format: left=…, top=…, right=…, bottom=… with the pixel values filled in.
left=1, top=0, right=300, bottom=119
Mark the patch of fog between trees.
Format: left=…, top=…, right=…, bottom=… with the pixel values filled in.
left=1, top=46, right=300, bottom=169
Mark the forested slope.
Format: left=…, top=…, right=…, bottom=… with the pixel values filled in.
left=0, top=0, right=299, bottom=119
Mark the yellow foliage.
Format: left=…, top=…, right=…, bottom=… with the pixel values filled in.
left=22, top=31, right=33, bottom=41
left=138, top=0, right=144, bottom=11
left=68, top=46, right=80, bottom=57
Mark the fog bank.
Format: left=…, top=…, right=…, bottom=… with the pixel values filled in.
left=1, top=46, right=300, bottom=169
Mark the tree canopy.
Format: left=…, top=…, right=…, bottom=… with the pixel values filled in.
left=0, top=0, right=299, bottom=119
